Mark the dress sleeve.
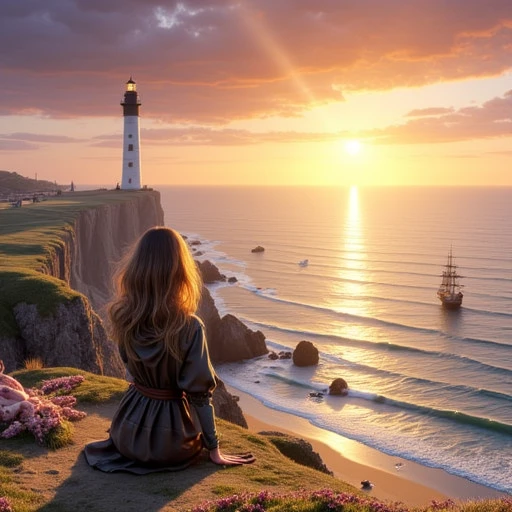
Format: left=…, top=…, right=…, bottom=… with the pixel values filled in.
left=178, top=318, right=219, bottom=450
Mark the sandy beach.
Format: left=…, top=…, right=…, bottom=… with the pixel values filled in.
left=227, top=386, right=506, bottom=507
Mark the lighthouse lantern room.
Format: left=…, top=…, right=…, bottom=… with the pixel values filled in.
left=120, top=77, right=142, bottom=190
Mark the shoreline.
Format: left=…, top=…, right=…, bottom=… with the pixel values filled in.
left=226, top=385, right=505, bottom=507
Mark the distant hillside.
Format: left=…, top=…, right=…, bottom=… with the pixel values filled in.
left=0, top=170, right=66, bottom=196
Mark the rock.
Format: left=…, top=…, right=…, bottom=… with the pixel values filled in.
left=212, top=379, right=247, bottom=428
left=329, top=378, right=349, bottom=396
left=268, top=352, right=279, bottom=360
left=227, top=276, right=237, bottom=283
left=259, top=431, right=333, bottom=475
left=251, top=246, right=265, bottom=253
left=361, top=480, right=373, bottom=489
left=292, top=340, right=319, bottom=367
left=278, top=351, right=292, bottom=359
left=190, top=240, right=201, bottom=246
left=197, top=287, right=268, bottom=363
left=13, top=300, right=124, bottom=377
left=196, top=260, right=226, bottom=284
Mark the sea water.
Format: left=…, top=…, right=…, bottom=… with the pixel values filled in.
left=159, top=186, right=512, bottom=493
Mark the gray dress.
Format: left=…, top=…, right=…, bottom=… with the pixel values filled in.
left=84, top=316, right=218, bottom=474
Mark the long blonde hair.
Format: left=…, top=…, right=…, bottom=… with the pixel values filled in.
left=108, top=227, right=202, bottom=361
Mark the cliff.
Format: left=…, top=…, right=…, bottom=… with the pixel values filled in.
left=0, top=190, right=164, bottom=376
left=0, top=189, right=262, bottom=428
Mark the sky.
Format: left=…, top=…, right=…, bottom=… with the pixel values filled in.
left=1, top=0, right=512, bottom=187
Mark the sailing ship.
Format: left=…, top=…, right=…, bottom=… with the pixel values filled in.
left=437, top=248, right=464, bottom=309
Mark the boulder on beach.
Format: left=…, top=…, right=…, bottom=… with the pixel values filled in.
left=251, top=245, right=265, bottom=253
left=328, top=378, right=349, bottom=396
left=292, top=340, right=319, bottom=367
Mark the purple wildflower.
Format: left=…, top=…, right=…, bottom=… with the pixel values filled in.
left=0, top=497, right=13, bottom=512
left=40, top=375, right=85, bottom=395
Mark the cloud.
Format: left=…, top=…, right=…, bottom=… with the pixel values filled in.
left=10, top=87, right=512, bottom=148
left=365, top=89, right=512, bottom=143
left=0, top=132, right=81, bottom=143
left=406, top=107, right=455, bottom=117
left=0, top=1, right=511, bottom=123
left=0, top=140, right=39, bottom=151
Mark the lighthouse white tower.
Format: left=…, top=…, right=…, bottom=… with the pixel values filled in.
left=120, top=77, right=142, bottom=190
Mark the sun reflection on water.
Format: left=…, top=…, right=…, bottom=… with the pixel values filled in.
left=329, top=186, right=375, bottom=347
left=339, top=186, right=367, bottom=311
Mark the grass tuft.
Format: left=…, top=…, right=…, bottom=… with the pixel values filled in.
left=44, top=420, right=74, bottom=450
left=23, top=357, right=44, bottom=370
left=0, top=451, right=23, bottom=468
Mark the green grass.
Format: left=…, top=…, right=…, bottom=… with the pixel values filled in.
left=0, top=448, right=43, bottom=512
left=12, top=367, right=129, bottom=403
left=0, top=269, right=83, bottom=337
left=0, top=188, right=158, bottom=335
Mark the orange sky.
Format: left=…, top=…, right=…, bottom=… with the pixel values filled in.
left=1, top=1, right=512, bottom=187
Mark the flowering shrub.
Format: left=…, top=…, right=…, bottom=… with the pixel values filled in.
left=0, top=375, right=86, bottom=446
left=193, top=489, right=407, bottom=512
left=192, top=490, right=512, bottom=512
left=40, top=375, right=85, bottom=395
left=0, top=497, right=13, bottom=512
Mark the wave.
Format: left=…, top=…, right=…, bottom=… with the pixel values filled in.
left=249, top=319, right=512, bottom=377
left=262, top=371, right=512, bottom=435
left=235, top=283, right=512, bottom=349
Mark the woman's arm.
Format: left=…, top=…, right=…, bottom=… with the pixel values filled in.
left=179, top=319, right=255, bottom=465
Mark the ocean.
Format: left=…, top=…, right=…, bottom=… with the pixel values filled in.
left=158, top=186, right=512, bottom=494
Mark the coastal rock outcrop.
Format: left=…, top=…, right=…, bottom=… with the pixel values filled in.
left=197, top=287, right=268, bottom=363
left=212, top=380, right=248, bottom=428
left=259, top=431, right=333, bottom=475
left=251, top=246, right=264, bottom=253
left=197, top=260, right=226, bottom=284
left=292, top=340, right=319, bottom=367
left=13, top=299, right=124, bottom=377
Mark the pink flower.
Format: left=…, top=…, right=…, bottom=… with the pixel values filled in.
left=0, top=497, right=13, bottom=512
left=0, top=374, right=86, bottom=445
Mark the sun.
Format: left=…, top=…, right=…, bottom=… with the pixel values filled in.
left=344, top=139, right=362, bottom=156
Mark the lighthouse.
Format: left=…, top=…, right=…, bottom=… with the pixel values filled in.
left=120, top=77, right=142, bottom=190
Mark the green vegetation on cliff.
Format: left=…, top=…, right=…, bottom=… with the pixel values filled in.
left=0, top=189, right=157, bottom=336
left=0, top=170, right=66, bottom=196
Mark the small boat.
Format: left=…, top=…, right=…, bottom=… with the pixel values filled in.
left=298, top=259, right=309, bottom=267
left=437, top=248, right=464, bottom=309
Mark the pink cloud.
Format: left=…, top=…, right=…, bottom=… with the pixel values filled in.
left=0, top=1, right=511, bottom=123
left=364, top=89, right=512, bottom=143
left=0, top=140, right=38, bottom=151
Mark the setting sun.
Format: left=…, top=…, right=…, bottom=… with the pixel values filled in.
left=344, top=139, right=362, bottom=156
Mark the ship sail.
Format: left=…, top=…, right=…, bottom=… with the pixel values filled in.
left=437, top=248, right=464, bottom=309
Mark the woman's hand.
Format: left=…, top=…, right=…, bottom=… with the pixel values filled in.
left=209, top=447, right=256, bottom=466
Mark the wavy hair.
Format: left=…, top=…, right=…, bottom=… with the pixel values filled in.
left=108, top=227, right=202, bottom=362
